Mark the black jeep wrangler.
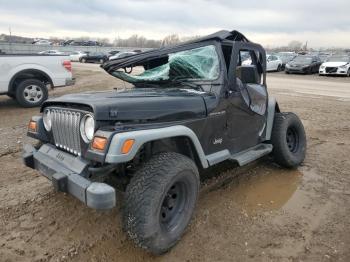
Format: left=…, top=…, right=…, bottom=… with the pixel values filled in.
left=23, top=30, right=306, bottom=254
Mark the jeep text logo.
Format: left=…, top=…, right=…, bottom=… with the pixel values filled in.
left=213, top=138, right=223, bottom=145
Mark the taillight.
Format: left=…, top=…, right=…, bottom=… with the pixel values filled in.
left=62, top=60, right=72, bottom=72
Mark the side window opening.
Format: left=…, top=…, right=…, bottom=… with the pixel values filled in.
left=235, top=49, right=267, bottom=116
left=221, top=44, right=233, bottom=72
left=237, top=50, right=262, bottom=85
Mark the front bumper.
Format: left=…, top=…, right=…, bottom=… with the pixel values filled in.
left=23, top=143, right=116, bottom=210
left=319, top=68, right=348, bottom=75
left=285, top=67, right=308, bottom=74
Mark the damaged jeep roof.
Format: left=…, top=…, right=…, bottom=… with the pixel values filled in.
left=101, top=30, right=250, bottom=74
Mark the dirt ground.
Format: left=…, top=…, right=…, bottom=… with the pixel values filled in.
left=0, top=63, right=349, bottom=262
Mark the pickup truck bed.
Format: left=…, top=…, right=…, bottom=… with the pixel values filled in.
left=0, top=54, right=74, bottom=107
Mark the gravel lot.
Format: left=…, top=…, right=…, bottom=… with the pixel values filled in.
left=0, top=63, right=349, bottom=261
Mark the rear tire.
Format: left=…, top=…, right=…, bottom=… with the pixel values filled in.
left=123, top=152, right=199, bottom=255
left=271, top=112, right=306, bottom=168
left=15, top=79, right=48, bottom=107
left=277, top=64, right=282, bottom=72
left=99, top=58, right=104, bottom=64
left=81, top=58, right=86, bottom=63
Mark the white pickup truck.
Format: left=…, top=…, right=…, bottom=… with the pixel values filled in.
left=0, top=54, right=74, bottom=107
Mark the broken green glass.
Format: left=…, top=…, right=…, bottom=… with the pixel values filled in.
left=111, top=45, right=219, bottom=83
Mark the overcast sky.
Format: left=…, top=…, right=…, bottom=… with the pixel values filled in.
left=0, top=0, right=349, bottom=48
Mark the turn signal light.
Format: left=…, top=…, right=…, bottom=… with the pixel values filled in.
left=92, top=136, right=108, bottom=151
left=28, top=120, right=37, bottom=132
left=121, top=139, right=135, bottom=154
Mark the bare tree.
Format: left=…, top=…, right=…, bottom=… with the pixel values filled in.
left=161, top=34, right=180, bottom=47
left=287, top=40, right=303, bottom=51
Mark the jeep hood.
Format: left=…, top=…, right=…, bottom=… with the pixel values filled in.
left=42, top=88, right=215, bottom=122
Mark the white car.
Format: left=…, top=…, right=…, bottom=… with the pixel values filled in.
left=242, top=54, right=283, bottom=72
left=109, top=51, right=137, bottom=60
left=69, top=51, right=87, bottom=62
left=319, top=55, right=350, bottom=76
left=38, top=50, right=64, bottom=55
left=266, top=54, right=283, bottom=71
left=33, top=39, right=52, bottom=45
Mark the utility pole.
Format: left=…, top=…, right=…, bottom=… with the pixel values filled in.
left=9, top=26, right=12, bottom=53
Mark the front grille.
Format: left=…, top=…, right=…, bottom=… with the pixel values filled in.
left=48, top=108, right=84, bottom=156
left=326, top=67, right=337, bottom=73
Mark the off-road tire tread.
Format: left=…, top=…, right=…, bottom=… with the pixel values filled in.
left=271, top=112, right=306, bottom=168
left=123, top=152, right=199, bottom=254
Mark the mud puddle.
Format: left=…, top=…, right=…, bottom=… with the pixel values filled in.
left=216, top=166, right=305, bottom=214
left=236, top=169, right=302, bottom=213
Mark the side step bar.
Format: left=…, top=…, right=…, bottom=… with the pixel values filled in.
left=230, top=144, right=273, bottom=166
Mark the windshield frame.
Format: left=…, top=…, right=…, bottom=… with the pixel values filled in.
left=106, top=40, right=224, bottom=85
left=116, top=43, right=222, bottom=85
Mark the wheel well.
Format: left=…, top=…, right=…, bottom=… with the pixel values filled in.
left=9, top=69, right=53, bottom=94
left=136, top=136, right=203, bottom=170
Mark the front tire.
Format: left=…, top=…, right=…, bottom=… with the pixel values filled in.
left=123, top=152, right=199, bottom=255
left=271, top=112, right=306, bottom=168
left=15, top=79, right=48, bottom=107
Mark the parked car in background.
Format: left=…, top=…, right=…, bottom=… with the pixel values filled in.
left=0, top=54, right=74, bottom=107
left=79, top=52, right=108, bottom=63
left=109, top=51, right=137, bottom=60
left=242, top=53, right=282, bottom=72
left=69, top=51, right=87, bottom=62
left=285, top=55, right=322, bottom=74
left=277, top=52, right=297, bottom=69
left=319, top=55, right=350, bottom=76
left=316, top=52, right=332, bottom=62
left=266, top=54, right=283, bottom=71
left=62, top=40, right=84, bottom=46
left=38, top=50, right=64, bottom=55
left=33, top=39, right=52, bottom=45
left=108, top=50, right=120, bottom=57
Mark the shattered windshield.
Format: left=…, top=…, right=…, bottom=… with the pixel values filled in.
left=111, top=45, right=220, bottom=84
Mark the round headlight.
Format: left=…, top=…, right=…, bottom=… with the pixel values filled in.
left=43, top=109, right=52, bottom=131
left=80, top=114, right=95, bottom=143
